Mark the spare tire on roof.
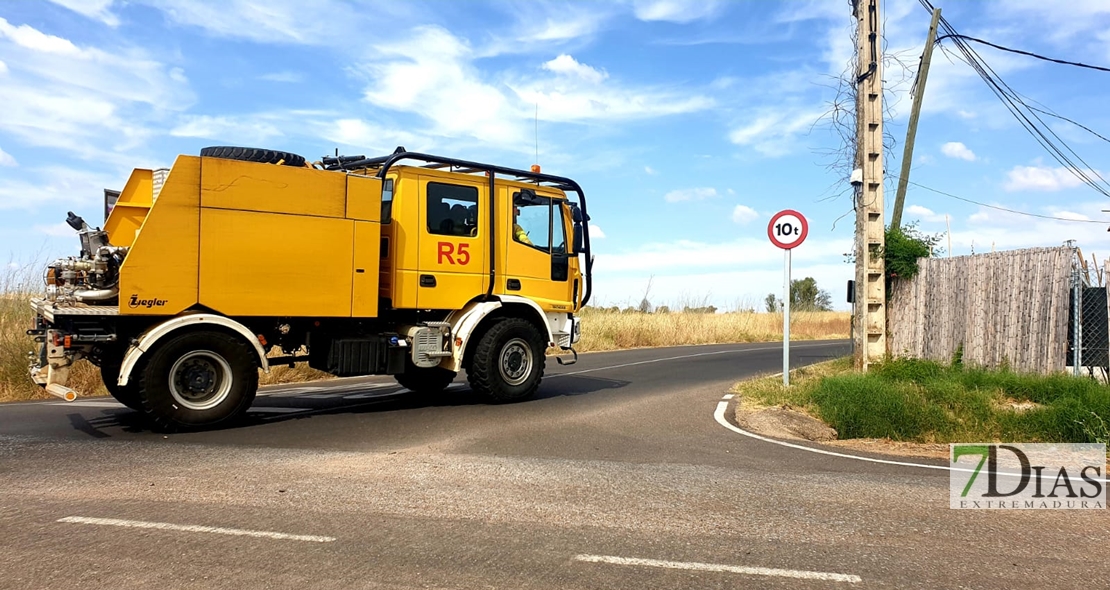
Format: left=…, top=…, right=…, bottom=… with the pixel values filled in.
left=200, top=146, right=306, bottom=167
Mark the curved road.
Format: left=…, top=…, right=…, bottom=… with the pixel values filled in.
left=0, top=340, right=1104, bottom=589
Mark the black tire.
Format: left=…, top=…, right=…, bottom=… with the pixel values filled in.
left=395, top=358, right=456, bottom=394
left=466, top=318, right=545, bottom=402
left=200, top=146, right=306, bottom=167
left=100, top=360, right=142, bottom=411
left=137, top=331, right=258, bottom=431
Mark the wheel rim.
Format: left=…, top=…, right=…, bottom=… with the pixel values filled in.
left=498, top=338, right=533, bottom=387
left=168, top=350, right=233, bottom=411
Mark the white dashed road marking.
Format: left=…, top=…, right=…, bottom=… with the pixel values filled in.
left=574, top=554, right=861, bottom=583
left=57, top=516, right=335, bottom=543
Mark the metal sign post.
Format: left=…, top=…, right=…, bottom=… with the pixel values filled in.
left=767, top=210, right=809, bottom=387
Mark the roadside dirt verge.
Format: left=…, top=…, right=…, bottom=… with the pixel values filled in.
left=734, top=399, right=949, bottom=460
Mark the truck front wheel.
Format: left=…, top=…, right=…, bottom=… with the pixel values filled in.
left=137, top=331, right=258, bottom=431
left=467, top=318, right=545, bottom=402
left=395, top=359, right=456, bottom=394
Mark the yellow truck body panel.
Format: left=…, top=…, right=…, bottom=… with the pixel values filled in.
left=118, top=158, right=200, bottom=316
left=104, top=168, right=154, bottom=248
left=119, top=155, right=381, bottom=318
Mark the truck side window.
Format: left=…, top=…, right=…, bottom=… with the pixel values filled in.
left=514, top=199, right=566, bottom=253
left=427, top=182, right=479, bottom=237
left=552, top=204, right=567, bottom=254
left=381, top=178, right=394, bottom=223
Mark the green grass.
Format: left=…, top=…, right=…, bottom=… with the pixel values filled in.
left=738, top=357, right=1110, bottom=444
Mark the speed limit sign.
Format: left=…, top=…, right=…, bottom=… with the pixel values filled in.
left=767, top=209, right=808, bottom=387
left=767, top=209, right=808, bottom=250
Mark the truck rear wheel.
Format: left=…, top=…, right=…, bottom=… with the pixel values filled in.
left=100, top=360, right=142, bottom=411
left=395, top=359, right=456, bottom=394
left=467, top=318, right=545, bottom=402
left=137, top=331, right=258, bottom=431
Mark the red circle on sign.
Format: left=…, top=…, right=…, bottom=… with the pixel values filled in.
left=767, top=209, right=808, bottom=249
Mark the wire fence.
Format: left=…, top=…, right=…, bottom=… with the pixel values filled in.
left=1067, top=250, right=1109, bottom=382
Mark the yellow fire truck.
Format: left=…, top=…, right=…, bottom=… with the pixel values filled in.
left=28, top=146, right=592, bottom=430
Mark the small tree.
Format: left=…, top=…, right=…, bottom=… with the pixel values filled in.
left=764, top=293, right=780, bottom=313
left=789, top=277, right=833, bottom=312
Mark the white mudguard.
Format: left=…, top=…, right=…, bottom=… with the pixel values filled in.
left=441, top=296, right=557, bottom=373
left=117, top=313, right=269, bottom=386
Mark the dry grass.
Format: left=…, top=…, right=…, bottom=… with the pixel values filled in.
left=0, top=264, right=108, bottom=403
left=574, top=308, right=850, bottom=353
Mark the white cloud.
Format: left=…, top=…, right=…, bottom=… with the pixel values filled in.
left=1004, top=165, right=1093, bottom=192
left=947, top=199, right=1110, bottom=255
left=589, top=224, right=606, bottom=239
left=527, top=10, right=608, bottom=42
left=590, top=235, right=854, bottom=309
left=0, top=60, right=7, bottom=74
left=729, top=107, right=825, bottom=157
left=905, top=204, right=947, bottom=223
left=542, top=54, right=607, bottom=84
left=940, top=142, right=976, bottom=162
left=0, top=18, right=193, bottom=160
left=170, top=115, right=284, bottom=143
left=592, top=262, right=854, bottom=311
left=0, top=166, right=125, bottom=211
left=47, top=0, right=120, bottom=27
left=596, top=236, right=850, bottom=273
left=139, top=0, right=385, bottom=45
left=34, top=222, right=78, bottom=237
left=664, top=187, right=717, bottom=202
left=321, top=118, right=423, bottom=154
left=631, top=0, right=722, bottom=23
left=731, top=204, right=758, bottom=224
left=258, top=71, right=303, bottom=83
left=644, top=166, right=658, bottom=175
left=360, top=26, right=713, bottom=151
left=0, top=18, right=82, bottom=55
left=7, top=262, right=18, bottom=270
left=0, top=146, right=16, bottom=167
left=362, top=26, right=524, bottom=146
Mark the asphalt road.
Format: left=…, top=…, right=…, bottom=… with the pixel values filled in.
left=0, top=340, right=1106, bottom=589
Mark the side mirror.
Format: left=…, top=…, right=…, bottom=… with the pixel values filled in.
left=569, top=203, right=588, bottom=254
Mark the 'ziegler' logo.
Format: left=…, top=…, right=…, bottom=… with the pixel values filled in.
left=129, top=294, right=168, bottom=309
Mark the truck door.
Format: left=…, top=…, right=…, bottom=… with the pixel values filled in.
left=501, top=188, right=575, bottom=312
left=415, top=177, right=488, bottom=309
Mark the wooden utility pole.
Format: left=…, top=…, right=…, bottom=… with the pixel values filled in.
left=853, top=0, right=886, bottom=370
left=891, top=8, right=941, bottom=230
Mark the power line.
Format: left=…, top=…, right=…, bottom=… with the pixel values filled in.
left=934, top=34, right=1110, bottom=74
left=919, top=0, right=1110, bottom=199
left=1023, top=103, right=1110, bottom=145
left=896, top=176, right=1109, bottom=224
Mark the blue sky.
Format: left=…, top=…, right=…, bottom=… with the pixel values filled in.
left=1, top=0, right=1109, bottom=311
